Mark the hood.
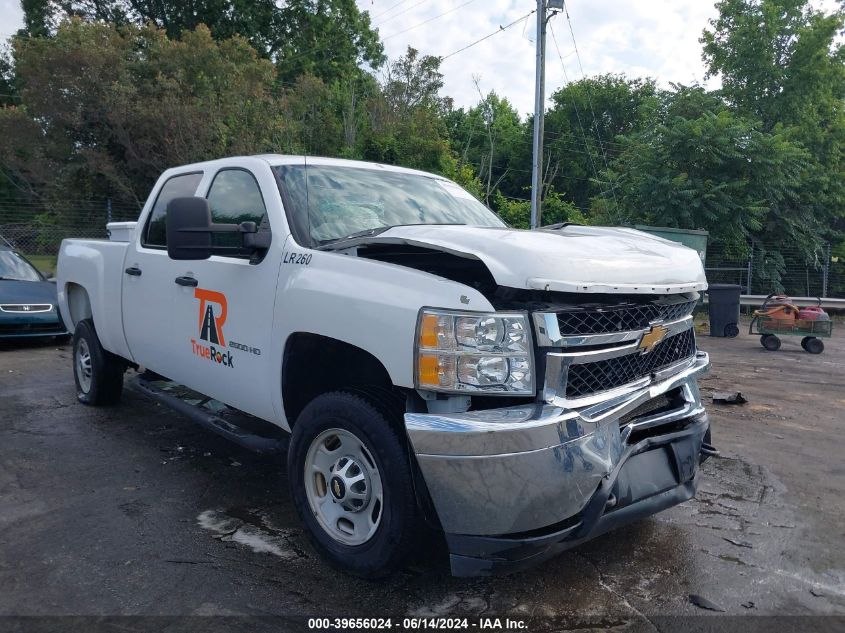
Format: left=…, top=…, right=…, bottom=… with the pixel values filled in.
left=347, top=225, right=708, bottom=295
left=0, top=279, right=59, bottom=305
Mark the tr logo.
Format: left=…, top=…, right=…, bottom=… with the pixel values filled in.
left=195, top=288, right=228, bottom=346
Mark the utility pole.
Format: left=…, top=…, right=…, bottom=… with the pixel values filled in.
left=530, top=0, right=547, bottom=230
left=530, top=1, right=562, bottom=229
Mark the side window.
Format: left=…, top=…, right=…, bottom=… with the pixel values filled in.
left=143, top=172, right=203, bottom=248
left=206, top=169, right=268, bottom=253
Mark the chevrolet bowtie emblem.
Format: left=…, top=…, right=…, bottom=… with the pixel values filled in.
left=638, top=324, right=668, bottom=354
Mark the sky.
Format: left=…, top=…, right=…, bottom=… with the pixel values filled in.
left=1, top=0, right=840, bottom=115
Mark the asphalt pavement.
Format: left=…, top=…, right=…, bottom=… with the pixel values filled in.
left=1, top=324, right=844, bottom=630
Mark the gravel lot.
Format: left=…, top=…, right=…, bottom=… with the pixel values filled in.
left=1, top=324, right=844, bottom=628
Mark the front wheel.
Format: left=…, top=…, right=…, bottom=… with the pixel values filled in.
left=760, top=334, right=781, bottom=351
left=288, top=391, right=421, bottom=578
left=73, top=319, right=125, bottom=405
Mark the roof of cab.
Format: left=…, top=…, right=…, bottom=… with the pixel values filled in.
left=161, top=154, right=443, bottom=180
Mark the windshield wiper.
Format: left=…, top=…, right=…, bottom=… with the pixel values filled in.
left=317, top=223, right=466, bottom=251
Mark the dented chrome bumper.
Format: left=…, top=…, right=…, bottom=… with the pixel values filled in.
left=404, top=351, right=711, bottom=575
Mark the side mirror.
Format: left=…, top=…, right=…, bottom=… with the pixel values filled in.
left=166, top=197, right=213, bottom=260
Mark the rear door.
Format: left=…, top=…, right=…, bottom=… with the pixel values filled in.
left=122, top=171, right=204, bottom=373
left=166, top=165, right=284, bottom=421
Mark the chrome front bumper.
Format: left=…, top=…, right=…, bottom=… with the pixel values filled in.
left=404, top=351, right=710, bottom=571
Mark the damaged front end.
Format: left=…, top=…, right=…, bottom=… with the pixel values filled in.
left=404, top=294, right=712, bottom=576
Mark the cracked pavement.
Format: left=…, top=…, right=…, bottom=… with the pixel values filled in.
left=1, top=324, right=844, bottom=626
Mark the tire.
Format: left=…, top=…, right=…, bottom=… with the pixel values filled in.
left=800, top=336, right=811, bottom=351
left=724, top=323, right=739, bottom=338
left=288, top=391, right=420, bottom=578
left=804, top=337, right=824, bottom=354
left=72, top=319, right=125, bottom=405
left=760, top=334, right=781, bottom=351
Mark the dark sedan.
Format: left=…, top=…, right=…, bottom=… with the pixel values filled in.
left=0, top=246, right=68, bottom=340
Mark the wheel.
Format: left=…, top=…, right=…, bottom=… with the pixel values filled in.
left=804, top=337, right=824, bottom=354
left=72, top=319, right=125, bottom=405
left=288, top=391, right=421, bottom=578
left=801, top=336, right=811, bottom=351
left=724, top=323, right=740, bottom=338
left=760, top=334, right=781, bottom=351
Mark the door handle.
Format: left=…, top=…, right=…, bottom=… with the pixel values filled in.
left=174, top=276, right=198, bottom=287
left=125, top=267, right=142, bottom=276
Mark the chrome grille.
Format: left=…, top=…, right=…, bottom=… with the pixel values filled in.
left=0, top=304, right=53, bottom=313
left=565, top=329, right=696, bottom=399
left=555, top=300, right=696, bottom=336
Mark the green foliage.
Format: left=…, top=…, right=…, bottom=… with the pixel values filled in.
left=20, top=0, right=384, bottom=84
left=2, top=0, right=843, bottom=285
left=4, top=21, right=284, bottom=205
left=493, top=190, right=586, bottom=230
left=602, top=86, right=809, bottom=255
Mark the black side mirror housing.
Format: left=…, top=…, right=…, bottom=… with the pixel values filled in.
left=166, top=197, right=214, bottom=260
left=166, top=197, right=271, bottom=261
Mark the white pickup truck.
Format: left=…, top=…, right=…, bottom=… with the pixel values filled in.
left=57, top=155, right=713, bottom=577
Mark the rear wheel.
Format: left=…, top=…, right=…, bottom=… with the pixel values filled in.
left=73, top=319, right=125, bottom=405
left=724, top=323, right=739, bottom=338
left=804, top=337, right=824, bottom=354
left=760, top=334, right=781, bottom=351
left=288, top=391, right=420, bottom=578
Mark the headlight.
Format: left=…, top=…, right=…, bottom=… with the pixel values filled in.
left=415, top=309, right=534, bottom=395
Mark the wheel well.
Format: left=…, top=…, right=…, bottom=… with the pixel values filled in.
left=282, top=333, right=398, bottom=425
left=66, top=283, right=93, bottom=328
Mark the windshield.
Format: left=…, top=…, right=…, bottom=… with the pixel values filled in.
left=0, top=250, right=43, bottom=282
left=274, top=165, right=505, bottom=246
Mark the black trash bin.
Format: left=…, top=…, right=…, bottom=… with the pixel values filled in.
left=707, top=284, right=741, bottom=337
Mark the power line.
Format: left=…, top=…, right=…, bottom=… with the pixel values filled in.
left=440, top=11, right=535, bottom=61
left=560, top=1, right=620, bottom=211
left=373, top=0, right=429, bottom=27
left=548, top=24, right=605, bottom=196
left=370, top=0, right=414, bottom=20
left=384, top=0, right=479, bottom=41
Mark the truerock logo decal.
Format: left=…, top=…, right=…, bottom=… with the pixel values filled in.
left=191, top=288, right=233, bottom=368
left=195, top=288, right=227, bottom=345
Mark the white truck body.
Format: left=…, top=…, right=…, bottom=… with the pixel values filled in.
left=58, top=155, right=711, bottom=576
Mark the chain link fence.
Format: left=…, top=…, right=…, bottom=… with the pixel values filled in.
left=706, top=241, right=844, bottom=299
left=0, top=199, right=139, bottom=269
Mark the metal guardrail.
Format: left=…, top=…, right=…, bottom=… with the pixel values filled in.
left=739, top=295, right=845, bottom=310
left=702, top=295, right=845, bottom=310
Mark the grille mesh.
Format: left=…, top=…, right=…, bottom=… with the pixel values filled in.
left=555, top=300, right=696, bottom=336
left=565, top=329, right=696, bottom=398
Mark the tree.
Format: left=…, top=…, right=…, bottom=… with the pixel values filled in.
left=701, top=0, right=845, bottom=257
left=20, top=0, right=385, bottom=84
left=542, top=75, right=660, bottom=212
left=363, top=47, right=452, bottom=173
left=447, top=87, right=524, bottom=205
left=2, top=20, right=285, bottom=206
left=601, top=87, right=809, bottom=260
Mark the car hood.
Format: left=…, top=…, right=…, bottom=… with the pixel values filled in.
left=0, top=279, right=59, bottom=305
left=346, top=224, right=707, bottom=294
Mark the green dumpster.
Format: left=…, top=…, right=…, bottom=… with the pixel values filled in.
left=633, top=225, right=709, bottom=265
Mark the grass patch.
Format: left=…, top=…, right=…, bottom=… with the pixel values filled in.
left=24, top=254, right=57, bottom=276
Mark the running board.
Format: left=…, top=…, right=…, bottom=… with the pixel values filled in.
left=129, top=373, right=288, bottom=455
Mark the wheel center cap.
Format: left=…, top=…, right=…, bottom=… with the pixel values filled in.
left=330, top=476, right=346, bottom=500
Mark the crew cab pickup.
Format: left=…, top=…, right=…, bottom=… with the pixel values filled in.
left=57, top=155, right=713, bottom=577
